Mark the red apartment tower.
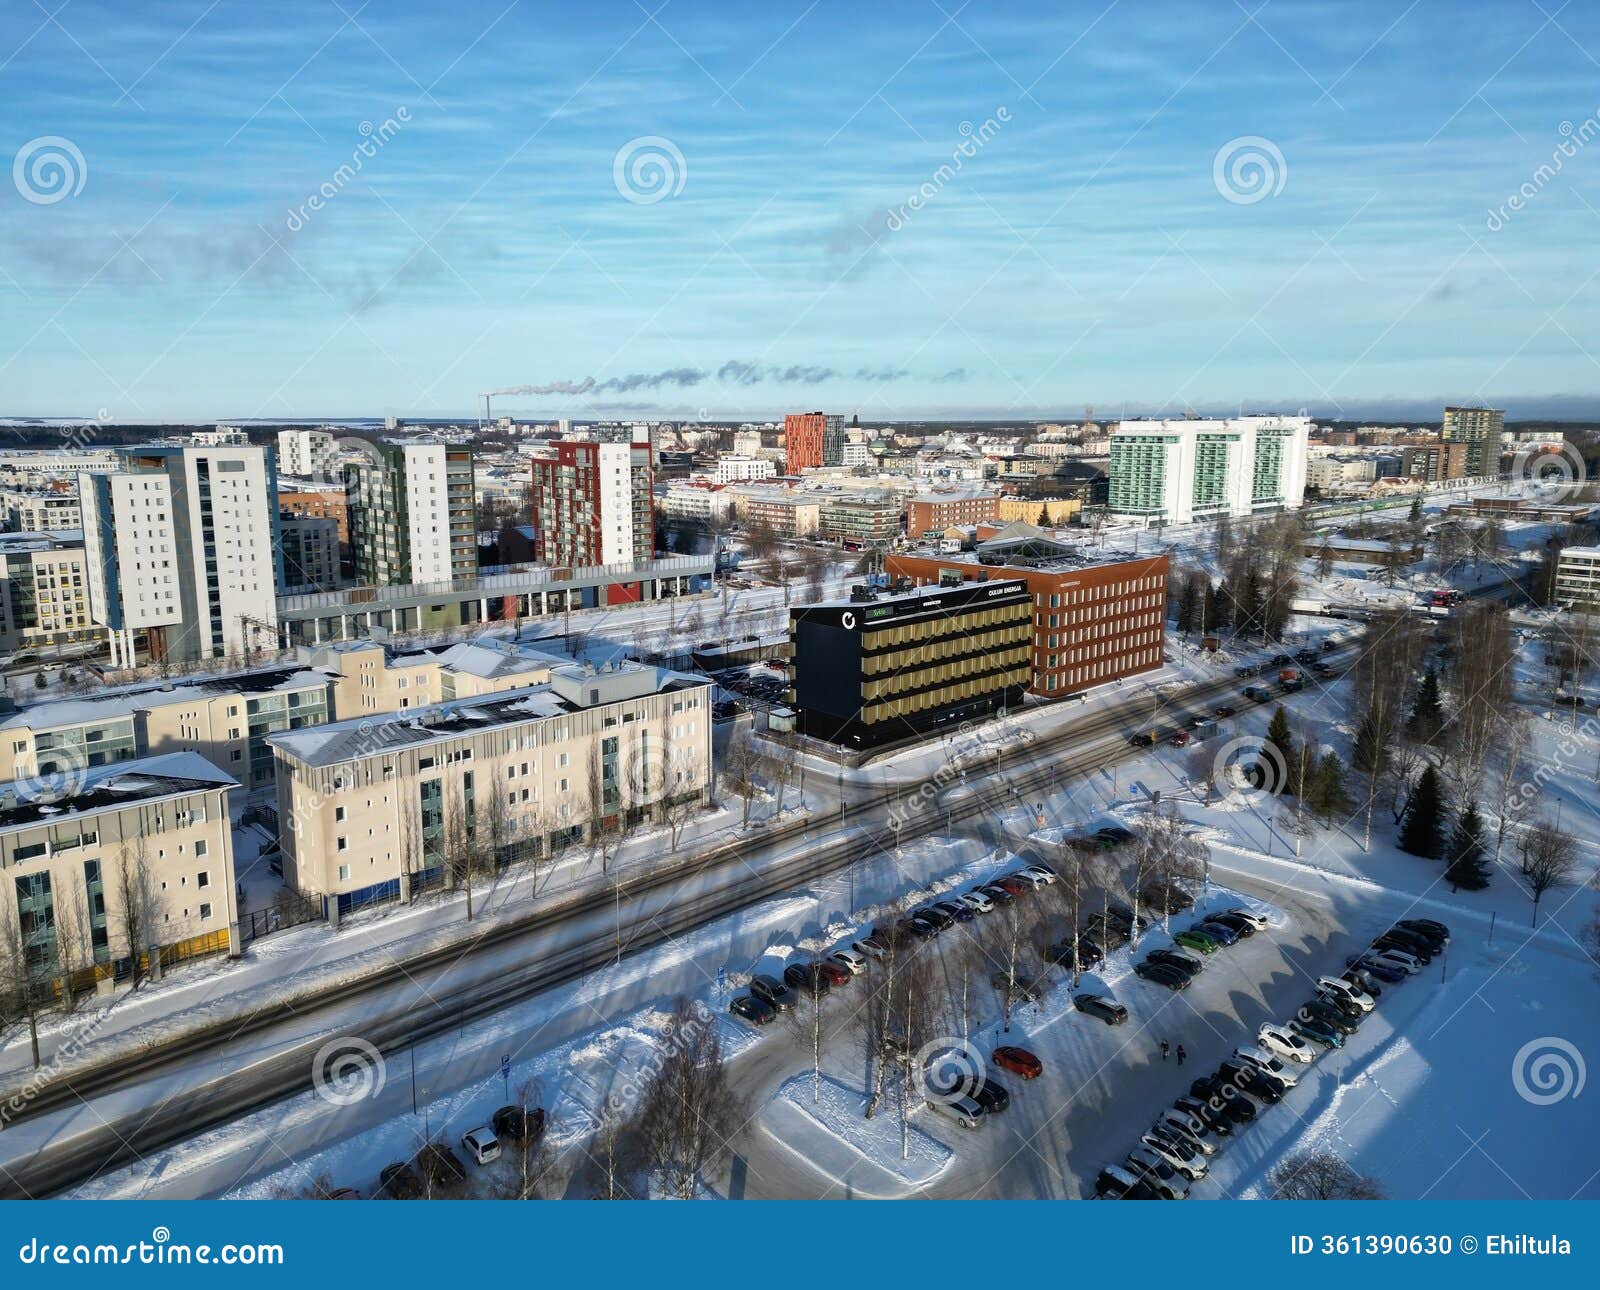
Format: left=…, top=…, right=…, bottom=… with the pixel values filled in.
left=528, top=440, right=654, bottom=602
left=785, top=412, right=826, bottom=475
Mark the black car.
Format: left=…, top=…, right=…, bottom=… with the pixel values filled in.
left=913, top=906, right=954, bottom=932
left=377, top=1162, right=424, bottom=1199
left=492, top=1105, right=547, bottom=1142
left=729, top=994, right=777, bottom=1025
left=1381, top=925, right=1438, bottom=956
left=1134, top=961, right=1190, bottom=990
left=749, top=974, right=798, bottom=1010
left=1174, top=1095, right=1233, bottom=1137
left=1392, top=921, right=1447, bottom=952
left=783, top=963, right=832, bottom=996
left=1207, top=912, right=1257, bottom=938
left=1147, top=949, right=1202, bottom=977
left=1073, top=993, right=1128, bottom=1025
left=1129, top=733, right=1156, bottom=748
left=979, top=883, right=1015, bottom=905
left=1097, top=826, right=1137, bottom=846
left=1140, top=883, right=1194, bottom=914
left=1397, top=918, right=1450, bottom=942
left=1271, top=653, right=1293, bottom=666
left=1217, top=1061, right=1286, bottom=1103
left=1088, top=921, right=1130, bottom=950
left=898, top=917, right=938, bottom=939
left=1294, top=648, right=1318, bottom=663
left=970, top=1078, right=1011, bottom=1114
left=932, top=900, right=975, bottom=924
left=1298, top=998, right=1359, bottom=1035
left=1047, top=941, right=1103, bottom=970
left=1234, top=664, right=1258, bottom=677
left=1189, top=1076, right=1258, bottom=1124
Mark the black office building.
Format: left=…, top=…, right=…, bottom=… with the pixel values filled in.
left=788, top=579, right=1032, bottom=748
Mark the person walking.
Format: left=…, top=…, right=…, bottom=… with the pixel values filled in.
left=1176, top=1044, right=1187, bottom=1066
left=1160, top=1039, right=1170, bottom=1061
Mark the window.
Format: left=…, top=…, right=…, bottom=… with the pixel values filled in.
left=336, top=836, right=348, bottom=851
left=337, top=864, right=350, bottom=882
left=194, top=839, right=208, bottom=858
left=335, top=806, right=345, bottom=822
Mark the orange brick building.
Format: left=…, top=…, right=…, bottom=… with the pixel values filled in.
left=906, top=491, right=1000, bottom=537
left=886, top=546, right=1169, bottom=698
left=784, top=412, right=826, bottom=475
left=279, top=488, right=349, bottom=543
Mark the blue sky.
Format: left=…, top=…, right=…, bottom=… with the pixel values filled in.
left=2, top=0, right=1599, bottom=422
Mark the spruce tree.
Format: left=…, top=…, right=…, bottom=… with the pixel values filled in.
left=1407, top=666, right=1444, bottom=744
left=1261, top=706, right=1296, bottom=794
left=1398, top=765, right=1445, bottom=858
left=1444, top=800, right=1491, bottom=890
left=1176, top=578, right=1199, bottom=634
left=1311, top=752, right=1352, bottom=821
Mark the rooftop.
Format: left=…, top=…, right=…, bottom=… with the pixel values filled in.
left=0, top=664, right=330, bottom=733
left=0, top=751, right=238, bottom=833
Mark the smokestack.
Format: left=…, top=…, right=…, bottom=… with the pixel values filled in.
left=482, top=393, right=492, bottom=428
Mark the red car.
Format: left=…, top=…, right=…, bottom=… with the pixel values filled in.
left=819, top=961, right=852, bottom=988
left=1214, top=705, right=1236, bottom=718
left=991, top=1046, right=1043, bottom=1080
left=1169, top=731, right=1190, bottom=747
left=996, top=876, right=1031, bottom=897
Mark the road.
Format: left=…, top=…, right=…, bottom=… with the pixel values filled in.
left=0, top=642, right=1346, bottom=1199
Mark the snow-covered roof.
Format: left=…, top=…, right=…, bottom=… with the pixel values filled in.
left=0, top=751, right=238, bottom=833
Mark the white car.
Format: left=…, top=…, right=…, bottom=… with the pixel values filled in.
left=1139, top=1131, right=1207, bottom=1180
left=1316, top=975, right=1374, bottom=1013
left=1233, top=1045, right=1300, bottom=1087
left=959, top=890, right=995, bottom=914
left=1010, top=869, right=1049, bottom=890
left=1258, top=1024, right=1316, bottom=1064
left=1370, top=949, right=1421, bottom=975
left=461, top=1127, right=501, bottom=1165
left=828, top=948, right=867, bottom=976
left=1153, top=1110, right=1218, bottom=1156
left=1024, top=864, right=1059, bottom=886
left=1221, top=906, right=1268, bottom=931
left=1125, top=1148, right=1190, bottom=1199
left=925, top=1095, right=984, bottom=1130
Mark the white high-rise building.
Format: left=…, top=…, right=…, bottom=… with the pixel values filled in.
left=277, top=428, right=339, bottom=480
left=79, top=446, right=280, bottom=667
left=712, top=455, right=776, bottom=483
left=1108, top=415, right=1310, bottom=526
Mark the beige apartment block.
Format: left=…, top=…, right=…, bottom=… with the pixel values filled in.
left=308, top=639, right=558, bottom=719
left=269, top=660, right=713, bottom=912
left=0, top=752, right=241, bottom=987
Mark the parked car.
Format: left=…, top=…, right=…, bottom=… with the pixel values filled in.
left=1316, top=975, right=1375, bottom=1013
left=1147, top=948, right=1202, bottom=976
left=1173, top=1095, right=1233, bottom=1137
left=729, top=994, right=777, bottom=1026
left=377, top=1162, right=424, bottom=1199
left=995, top=876, right=1032, bottom=898
left=461, top=1127, right=502, bottom=1166
left=1298, top=998, right=1359, bottom=1035
left=1125, top=1148, right=1190, bottom=1199
left=1096, top=826, right=1136, bottom=846
left=828, top=948, right=868, bottom=976
left=1129, top=732, right=1156, bottom=748
left=1096, top=1163, right=1157, bottom=1199
left=1379, top=927, right=1438, bottom=960
left=1024, top=863, right=1059, bottom=883
left=1087, top=920, right=1129, bottom=950
left=1214, top=704, right=1237, bottom=718
left=1257, top=1024, right=1316, bottom=1064
left=1193, top=920, right=1241, bottom=946
left=1217, top=1060, right=1286, bottom=1103
left=1174, top=929, right=1221, bottom=954
left=1206, top=912, right=1257, bottom=938
left=898, top=917, right=938, bottom=939
left=1188, top=1076, right=1257, bottom=1123
left=991, top=973, right=1046, bottom=1003
left=991, top=1045, right=1043, bottom=1079
left=1139, top=1130, right=1207, bottom=1179
left=959, top=890, right=995, bottom=914
left=925, top=1094, right=985, bottom=1130
left=1009, top=869, right=1050, bottom=890
left=1233, top=1045, right=1300, bottom=1086
left=1154, top=1108, right=1217, bottom=1154
left=492, top=1105, right=547, bottom=1142
left=932, top=900, right=974, bottom=924
left=970, top=1078, right=1011, bottom=1114
left=978, top=883, right=1015, bottom=905
left=1140, top=883, right=1194, bottom=914
left=1397, top=917, right=1450, bottom=943
left=1345, top=953, right=1406, bottom=983
left=784, top=963, right=833, bottom=996
left=1371, top=935, right=1430, bottom=965
left=1341, top=967, right=1384, bottom=998
left=1219, top=906, right=1268, bottom=931
left=1047, top=941, right=1103, bottom=970
left=1290, top=1016, right=1345, bottom=1049
left=1134, top=960, right=1191, bottom=990
left=854, top=936, right=888, bottom=961
left=1073, top=993, right=1128, bottom=1025
left=750, top=974, right=798, bottom=1011
left=1369, top=947, right=1423, bottom=975
left=913, top=906, right=954, bottom=932
left=818, top=960, right=852, bottom=988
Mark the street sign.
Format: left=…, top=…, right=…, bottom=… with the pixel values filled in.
left=716, top=966, right=727, bottom=996
left=500, top=1054, right=510, bottom=1078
